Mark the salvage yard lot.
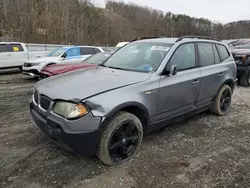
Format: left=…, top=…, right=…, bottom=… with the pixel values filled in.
left=1, top=69, right=250, bottom=188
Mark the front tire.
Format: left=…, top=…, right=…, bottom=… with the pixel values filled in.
left=211, top=85, right=232, bottom=116
left=97, top=111, right=143, bottom=166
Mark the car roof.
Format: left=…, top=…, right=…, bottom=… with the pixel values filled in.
left=0, top=42, right=24, bottom=44
left=133, top=37, right=222, bottom=45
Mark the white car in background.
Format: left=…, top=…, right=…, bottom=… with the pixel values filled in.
left=0, top=42, right=58, bottom=70
left=22, top=46, right=104, bottom=77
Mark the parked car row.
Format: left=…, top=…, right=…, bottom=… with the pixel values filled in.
left=29, top=36, right=237, bottom=165
left=0, top=42, right=63, bottom=69
left=22, top=46, right=105, bottom=77
left=224, top=39, right=250, bottom=86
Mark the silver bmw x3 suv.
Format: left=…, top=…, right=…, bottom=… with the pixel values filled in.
left=30, top=36, right=237, bottom=165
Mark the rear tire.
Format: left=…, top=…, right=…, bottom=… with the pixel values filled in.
left=97, top=111, right=143, bottom=166
left=211, top=85, right=232, bottom=116
left=239, top=70, right=250, bottom=87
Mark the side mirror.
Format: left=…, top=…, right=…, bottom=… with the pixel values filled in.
left=61, top=53, right=67, bottom=58
left=164, top=65, right=177, bottom=76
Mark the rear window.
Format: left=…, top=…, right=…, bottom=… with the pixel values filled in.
left=8, top=44, right=24, bottom=52
left=0, top=44, right=8, bottom=52
left=216, top=44, right=230, bottom=61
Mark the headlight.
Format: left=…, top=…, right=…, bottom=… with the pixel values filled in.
left=53, top=101, right=89, bottom=119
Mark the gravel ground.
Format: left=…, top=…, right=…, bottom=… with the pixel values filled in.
left=1, top=69, right=250, bottom=188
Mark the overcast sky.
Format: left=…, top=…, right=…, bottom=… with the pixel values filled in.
left=93, top=0, right=250, bottom=23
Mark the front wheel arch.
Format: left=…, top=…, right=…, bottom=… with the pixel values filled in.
left=100, top=102, right=151, bottom=135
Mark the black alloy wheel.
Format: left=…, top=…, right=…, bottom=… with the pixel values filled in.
left=108, top=120, right=140, bottom=162
left=97, top=111, right=143, bottom=166
left=219, top=88, right=232, bottom=113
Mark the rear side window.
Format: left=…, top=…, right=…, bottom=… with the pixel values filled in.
left=168, top=43, right=196, bottom=71
left=80, top=47, right=98, bottom=55
left=94, top=48, right=101, bottom=53
left=212, top=44, right=221, bottom=64
left=197, top=43, right=214, bottom=67
left=216, top=44, right=230, bottom=61
left=0, top=44, right=8, bottom=52
left=8, top=44, right=24, bottom=52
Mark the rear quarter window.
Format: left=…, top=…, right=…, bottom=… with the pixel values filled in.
left=216, top=44, right=230, bottom=62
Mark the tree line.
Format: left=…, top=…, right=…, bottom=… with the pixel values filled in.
left=0, top=0, right=249, bottom=46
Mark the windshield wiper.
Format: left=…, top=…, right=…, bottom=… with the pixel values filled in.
left=107, top=66, right=128, bottom=71
left=99, top=64, right=107, bottom=67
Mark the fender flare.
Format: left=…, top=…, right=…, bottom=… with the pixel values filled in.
left=102, top=101, right=151, bottom=132
left=213, top=79, right=234, bottom=101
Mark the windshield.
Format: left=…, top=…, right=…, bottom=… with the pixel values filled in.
left=103, top=42, right=172, bottom=72
left=84, top=53, right=111, bottom=64
left=47, top=47, right=66, bottom=57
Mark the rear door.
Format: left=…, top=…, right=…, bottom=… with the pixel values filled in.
left=198, top=42, right=230, bottom=105
left=80, top=47, right=99, bottom=60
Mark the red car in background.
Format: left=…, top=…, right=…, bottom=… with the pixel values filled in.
left=40, top=52, right=112, bottom=79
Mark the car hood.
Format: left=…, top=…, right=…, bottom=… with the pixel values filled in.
left=27, top=56, right=59, bottom=63
left=41, top=63, right=96, bottom=75
left=231, top=49, right=250, bottom=56
left=35, top=66, right=152, bottom=102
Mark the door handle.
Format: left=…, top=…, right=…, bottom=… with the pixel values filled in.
left=192, top=79, right=199, bottom=85
left=219, top=72, right=225, bottom=77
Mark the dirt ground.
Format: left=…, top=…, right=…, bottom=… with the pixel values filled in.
left=1, top=69, right=250, bottom=188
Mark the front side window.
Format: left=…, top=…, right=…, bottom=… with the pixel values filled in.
left=168, top=43, right=196, bottom=71
left=0, top=44, right=8, bottom=53
left=103, top=42, right=172, bottom=72
left=197, top=43, right=214, bottom=67
left=216, top=44, right=230, bottom=61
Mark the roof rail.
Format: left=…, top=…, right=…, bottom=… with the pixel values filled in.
left=130, top=36, right=161, bottom=42
left=176, top=36, right=220, bottom=42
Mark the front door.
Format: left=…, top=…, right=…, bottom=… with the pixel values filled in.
left=156, top=43, right=201, bottom=121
